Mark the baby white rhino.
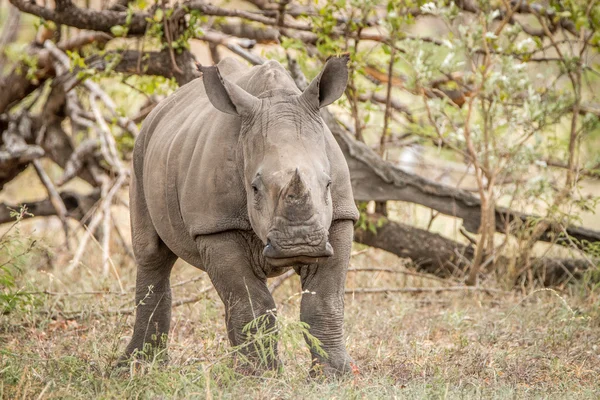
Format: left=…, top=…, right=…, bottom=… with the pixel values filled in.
left=123, top=55, right=359, bottom=376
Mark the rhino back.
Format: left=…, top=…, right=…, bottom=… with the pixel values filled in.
left=136, top=59, right=250, bottom=265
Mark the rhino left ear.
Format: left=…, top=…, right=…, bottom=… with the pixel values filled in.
left=199, top=64, right=260, bottom=116
left=299, top=54, right=349, bottom=109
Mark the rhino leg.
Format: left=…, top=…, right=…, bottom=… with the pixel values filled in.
left=122, top=176, right=177, bottom=363
left=297, top=219, right=354, bottom=377
left=197, top=231, right=279, bottom=372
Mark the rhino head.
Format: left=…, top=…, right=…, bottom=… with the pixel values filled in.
left=201, top=56, right=349, bottom=267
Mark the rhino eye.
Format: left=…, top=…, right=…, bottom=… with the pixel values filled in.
left=252, top=184, right=259, bottom=195
left=326, top=180, right=332, bottom=190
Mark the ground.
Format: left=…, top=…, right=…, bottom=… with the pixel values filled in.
left=1, top=222, right=600, bottom=399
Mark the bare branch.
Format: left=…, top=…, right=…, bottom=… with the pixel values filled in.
left=56, top=139, right=99, bottom=186
left=32, top=159, right=70, bottom=248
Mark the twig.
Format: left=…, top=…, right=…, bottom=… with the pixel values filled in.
left=66, top=180, right=107, bottom=273
left=350, top=249, right=369, bottom=257
left=89, top=95, right=125, bottom=174
left=109, top=286, right=213, bottom=315
left=171, top=275, right=205, bottom=288
left=22, top=275, right=207, bottom=297
left=162, top=1, right=183, bottom=75
left=66, top=174, right=127, bottom=278
left=32, top=159, right=70, bottom=249
left=101, top=183, right=112, bottom=276
left=347, top=267, right=452, bottom=284
left=345, top=286, right=508, bottom=295
left=197, top=30, right=264, bottom=66
left=380, top=44, right=395, bottom=156
left=111, top=212, right=134, bottom=260
left=268, top=269, right=295, bottom=293
left=56, top=138, right=98, bottom=186
left=18, top=290, right=130, bottom=296
left=44, top=40, right=140, bottom=137
left=171, top=287, right=214, bottom=307
left=459, top=226, right=478, bottom=246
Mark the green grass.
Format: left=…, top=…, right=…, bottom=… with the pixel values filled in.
left=1, top=225, right=600, bottom=399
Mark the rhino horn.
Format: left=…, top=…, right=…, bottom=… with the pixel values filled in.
left=280, top=169, right=312, bottom=219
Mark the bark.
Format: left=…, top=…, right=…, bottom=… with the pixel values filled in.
left=354, top=215, right=594, bottom=286
left=9, top=0, right=149, bottom=35
left=87, top=49, right=199, bottom=86
left=354, top=216, right=473, bottom=277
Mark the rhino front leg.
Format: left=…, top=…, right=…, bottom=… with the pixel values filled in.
left=298, top=220, right=354, bottom=377
left=198, top=231, right=279, bottom=371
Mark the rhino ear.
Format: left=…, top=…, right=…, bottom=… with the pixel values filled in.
left=299, top=54, right=349, bottom=109
left=199, top=65, right=260, bottom=116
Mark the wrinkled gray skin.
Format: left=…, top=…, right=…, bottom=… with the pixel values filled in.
left=123, top=55, right=359, bottom=376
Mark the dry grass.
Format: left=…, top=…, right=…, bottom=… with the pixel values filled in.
left=1, top=224, right=600, bottom=399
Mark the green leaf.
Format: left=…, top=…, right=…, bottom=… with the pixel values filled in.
left=110, top=25, right=127, bottom=37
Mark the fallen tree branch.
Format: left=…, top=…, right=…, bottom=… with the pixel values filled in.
left=322, top=109, right=600, bottom=249
left=354, top=214, right=596, bottom=286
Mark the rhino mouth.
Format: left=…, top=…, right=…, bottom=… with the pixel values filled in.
left=263, top=229, right=333, bottom=266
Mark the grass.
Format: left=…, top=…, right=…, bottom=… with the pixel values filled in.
left=1, top=222, right=600, bottom=399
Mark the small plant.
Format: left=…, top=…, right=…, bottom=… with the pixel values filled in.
left=232, top=309, right=327, bottom=372
left=355, top=201, right=386, bottom=235
left=0, top=207, right=37, bottom=315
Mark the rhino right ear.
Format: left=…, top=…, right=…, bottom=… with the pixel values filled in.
left=199, top=65, right=260, bottom=116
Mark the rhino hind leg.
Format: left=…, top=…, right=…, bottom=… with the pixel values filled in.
left=197, top=231, right=280, bottom=372
left=121, top=176, right=178, bottom=365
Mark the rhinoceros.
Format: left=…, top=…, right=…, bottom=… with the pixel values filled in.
left=123, top=55, right=359, bottom=376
